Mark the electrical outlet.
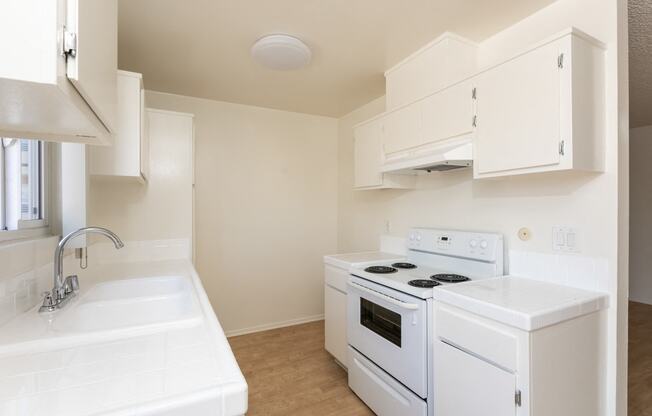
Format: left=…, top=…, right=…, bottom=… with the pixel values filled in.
left=552, top=226, right=579, bottom=252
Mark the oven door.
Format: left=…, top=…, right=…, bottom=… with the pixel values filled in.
left=347, top=276, right=427, bottom=398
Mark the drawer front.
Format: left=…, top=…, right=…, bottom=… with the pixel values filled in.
left=348, top=347, right=427, bottom=416
left=324, top=264, right=348, bottom=293
left=435, top=303, right=517, bottom=372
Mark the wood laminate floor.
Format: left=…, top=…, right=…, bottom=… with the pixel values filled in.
left=630, top=301, right=652, bottom=416
left=229, top=320, right=374, bottom=416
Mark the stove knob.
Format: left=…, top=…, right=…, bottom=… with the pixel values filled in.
left=409, top=233, right=415, bottom=241
left=469, top=239, right=478, bottom=248
left=416, top=234, right=422, bottom=241
left=480, top=240, right=488, bottom=249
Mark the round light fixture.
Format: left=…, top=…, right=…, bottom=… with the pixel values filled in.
left=251, top=34, right=312, bottom=70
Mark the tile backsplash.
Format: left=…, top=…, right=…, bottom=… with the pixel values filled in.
left=0, top=236, right=59, bottom=326
left=508, top=249, right=610, bottom=293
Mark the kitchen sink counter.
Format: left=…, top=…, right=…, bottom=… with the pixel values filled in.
left=433, top=275, right=609, bottom=331
left=0, top=255, right=247, bottom=416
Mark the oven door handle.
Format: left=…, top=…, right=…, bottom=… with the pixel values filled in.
left=349, top=281, right=420, bottom=311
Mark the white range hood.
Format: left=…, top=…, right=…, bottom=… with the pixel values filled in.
left=381, top=137, right=473, bottom=174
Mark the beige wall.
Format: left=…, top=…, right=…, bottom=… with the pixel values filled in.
left=143, top=91, right=339, bottom=336
left=338, top=0, right=626, bottom=413
left=630, top=125, right=652, bottom=304
left=88, top=109, right=194, bottom=244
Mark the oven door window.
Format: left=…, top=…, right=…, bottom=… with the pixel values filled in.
left=360, top=298, right=401, bottom=347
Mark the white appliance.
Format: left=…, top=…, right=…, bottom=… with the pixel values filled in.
left=346, top=228, right=504, bottom=416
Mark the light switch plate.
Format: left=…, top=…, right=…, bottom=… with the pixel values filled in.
left=552, top=226, right=579, bottom=252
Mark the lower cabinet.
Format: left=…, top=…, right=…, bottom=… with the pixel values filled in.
left=324, top=264, right=349, bottom=366
left=435, top=341, right=516, bottom=416
left=434, top=302, right=603, bottom=416
left=324, top=283, right=347, bottom=366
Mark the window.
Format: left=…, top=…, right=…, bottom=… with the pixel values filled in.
left=0, top=138, right=47, bottom=233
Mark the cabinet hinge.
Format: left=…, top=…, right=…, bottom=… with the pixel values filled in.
left=559, top=140, right=565, bottom=156
left=515, top=390, right=522, bottom=407
left=472, top=87, right=477, bottom=100
left=61, top=26, right=77, bottom=58
left=472, top=115, right=477, bottom=128
left=557, top=53, right=564, bottom=69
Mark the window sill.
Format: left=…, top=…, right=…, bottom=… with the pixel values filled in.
left=0, top=227, right=52, bottom=243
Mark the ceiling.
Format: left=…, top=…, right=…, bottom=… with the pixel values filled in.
left=630, top=0, right=652, bottom=128
left=118, top=0, right=556, bottom=117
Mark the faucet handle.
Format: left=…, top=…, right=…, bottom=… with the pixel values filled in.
left=64, top=275, right=79, bottom=294
left=39, top=291, right=56, bottom=313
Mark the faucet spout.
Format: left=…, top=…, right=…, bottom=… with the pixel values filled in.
left=43, top=227, right=123, bottom=312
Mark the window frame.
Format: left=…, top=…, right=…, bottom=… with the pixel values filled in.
left=0, top=139, right=52, bottom=242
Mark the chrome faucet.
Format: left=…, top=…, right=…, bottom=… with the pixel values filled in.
left=39, top=227, right=124, bottom=313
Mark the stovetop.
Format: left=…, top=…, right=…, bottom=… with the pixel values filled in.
left=351, top=262, right=479, bottom=299
left=348, top=228, right=504, bottom=300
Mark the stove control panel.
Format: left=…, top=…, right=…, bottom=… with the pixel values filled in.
left=407, top=228, right=503, bottom=263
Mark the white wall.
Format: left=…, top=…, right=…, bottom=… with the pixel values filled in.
left=337, top=0, right=627, bottom=413
left=142, top=91, right=339, bottom=336
left=630, top=125, right=652, bottom=304
left=88, top=109, right=194, bottom=245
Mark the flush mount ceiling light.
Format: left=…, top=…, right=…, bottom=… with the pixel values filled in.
left=251, top=34, right=312, bottom=70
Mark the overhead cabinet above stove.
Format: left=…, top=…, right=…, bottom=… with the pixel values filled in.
left=384, top=33, right=478, bottom=112
left=352, top=27, right=606, bottom=185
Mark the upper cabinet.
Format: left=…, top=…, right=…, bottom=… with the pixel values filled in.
left=353, top=118, right=415, bottom=190
left=353, top=27, right=606, bottom=187
left=66, top=0, right=118, bottom=133
left=90, top=71, right=149, bottom=182
left=385, top=33, right=477, bottom=111
left=382, top=80, right=476, bottom=160
left=473, top=29, right=605, bottom=178
left=0, top=0, right=117, bottom=144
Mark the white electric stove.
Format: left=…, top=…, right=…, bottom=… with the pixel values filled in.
left=346, top=228, right=504, bottom=416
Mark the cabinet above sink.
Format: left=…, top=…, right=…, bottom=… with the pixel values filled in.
left=0, top=0, right=117, bottom=144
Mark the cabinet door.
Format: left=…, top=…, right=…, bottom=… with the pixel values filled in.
left=140, top=88, right=150, bottom=180
left=475, top=40, right=561, bottom=175
left=66, top=0, right=118, bottom=133
left=382, top=104, right=422, bottom=155
left=324, top=285, right=347, bottom=366
left=89, top=72, right=143, bottom=179
left=421, top=81, right=474, bottom=146
left=434, top=341, right=517, bottom=416
left=354, top=120, right=383, bottom=188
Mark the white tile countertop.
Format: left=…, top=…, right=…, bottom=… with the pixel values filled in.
left=323, top=251, right=404, bottom=269
left=0, top=250, right=247, bottom=415
left=433, top=276, right=609, bottom=331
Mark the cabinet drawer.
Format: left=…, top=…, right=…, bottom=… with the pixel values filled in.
left=434, top=303, right=517, bottom=372
left=324, top=264, right=348, bottom=293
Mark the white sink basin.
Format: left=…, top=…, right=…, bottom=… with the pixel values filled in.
left=53, top=276, right=201, bottom=333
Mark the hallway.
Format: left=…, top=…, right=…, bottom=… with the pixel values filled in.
left=629, top=301, right=652, bottom=416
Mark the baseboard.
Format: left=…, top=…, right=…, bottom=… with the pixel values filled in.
left=629, top=295, right=652, bottom=306
left=225, top=314, right=325, bottom=338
